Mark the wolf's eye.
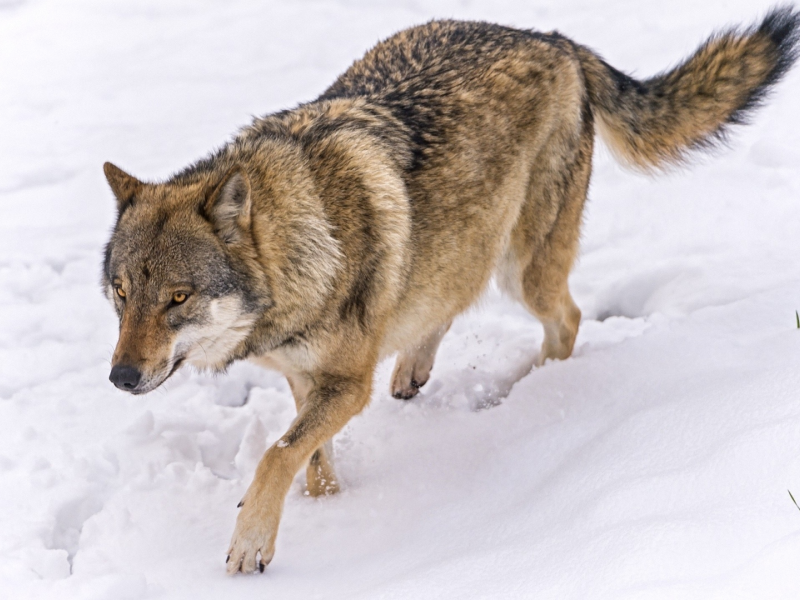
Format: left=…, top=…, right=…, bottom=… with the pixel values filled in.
left=115, top=286, right=126, bottom=299
left=171, top=292, right=188, bottom=305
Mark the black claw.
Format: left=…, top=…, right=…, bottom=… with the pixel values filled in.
left=393, top=389, right=418, bottom=400
left=237, top=501, right=243, bottom=508
left=226, top=555, right=230, bottom=563
left=259, top=562, right=265, bottom=573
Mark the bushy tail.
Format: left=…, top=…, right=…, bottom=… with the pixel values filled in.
left=575, top=6, right=799, bottom=170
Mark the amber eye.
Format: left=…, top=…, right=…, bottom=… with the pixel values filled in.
left=115, top=286, right=126, bottom=299
left=172, top=292, right=188, bottom=305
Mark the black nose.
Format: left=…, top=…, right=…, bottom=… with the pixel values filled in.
left=109, top=365, right=142, bottom=391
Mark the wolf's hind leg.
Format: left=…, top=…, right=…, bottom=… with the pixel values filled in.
left=528, top=288, right=582, bottom=366
left=391, top=322, right=451, bottom=400
left=506, top=112, right=593, bottom=366
left=516, top=179, right=586, bottom=367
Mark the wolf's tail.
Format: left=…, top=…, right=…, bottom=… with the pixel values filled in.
left=574, top=6, right=799, bottom=170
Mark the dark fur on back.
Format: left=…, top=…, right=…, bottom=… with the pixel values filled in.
left=318, top=22, right=573, bottom=171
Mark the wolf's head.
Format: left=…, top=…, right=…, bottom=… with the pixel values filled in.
left=102, top=162, right=267, bottom=394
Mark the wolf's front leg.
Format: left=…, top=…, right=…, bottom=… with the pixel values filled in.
left=226, top=371, right=373, bottom=574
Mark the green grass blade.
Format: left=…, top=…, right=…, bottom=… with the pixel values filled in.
left=789, top=490, right=800, bottom=511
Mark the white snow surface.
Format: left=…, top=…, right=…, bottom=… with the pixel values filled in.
left=1, top=0, right=800, bottom=598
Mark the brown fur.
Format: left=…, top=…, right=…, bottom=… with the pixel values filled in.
left=101, top=9, right=798, bottom=574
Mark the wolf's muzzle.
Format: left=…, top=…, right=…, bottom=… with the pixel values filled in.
left=109, top=364, right=142, bottom=391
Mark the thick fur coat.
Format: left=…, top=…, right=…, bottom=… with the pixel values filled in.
left=102, top=8, right=799, bottom=574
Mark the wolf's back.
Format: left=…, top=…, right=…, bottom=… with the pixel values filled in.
left=576, top=6, right=799, bottom=170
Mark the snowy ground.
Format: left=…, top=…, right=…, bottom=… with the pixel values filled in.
left=1, top=0, right=800, bottom=598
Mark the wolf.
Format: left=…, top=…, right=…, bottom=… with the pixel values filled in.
left=102, top=7, right=798, bottom=574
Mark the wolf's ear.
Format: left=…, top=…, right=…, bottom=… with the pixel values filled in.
left=203, top=167, right=252, bottom=244
left=104, top=162, right=143, bottom=212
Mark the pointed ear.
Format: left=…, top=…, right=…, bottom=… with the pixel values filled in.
left=104, top=162, right=143, bottom=212
left=203, top=167, right=252, bottom=244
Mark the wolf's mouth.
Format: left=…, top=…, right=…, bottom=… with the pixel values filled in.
left=128, top=356, right=186, bottom=395
left=166, top=356, right=186, bottom=380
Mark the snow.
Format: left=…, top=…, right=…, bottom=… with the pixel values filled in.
left=1, top=0, right=799, bottom=598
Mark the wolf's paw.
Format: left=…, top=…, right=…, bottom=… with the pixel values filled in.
left=390, top=325, right=449, bottom=400
left=306, top=473, right=340, bottom=497
left=306, top=447, right=340, bottom=497
left=226, top=503, right=277, bottom=575
left=391, top=376, right=426, bottom=400
left=390, top=357, right=430, bottom=400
